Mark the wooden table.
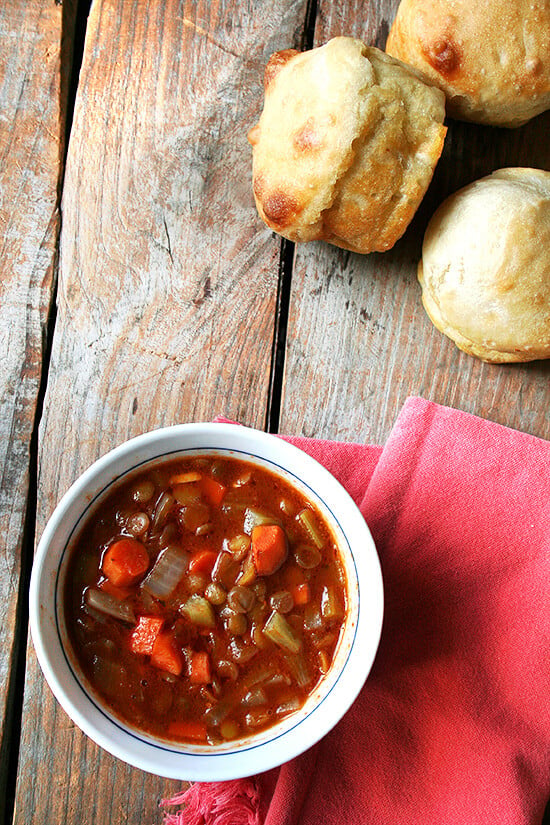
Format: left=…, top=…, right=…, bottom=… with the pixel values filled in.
left=1, top=0, right=549, bottom=822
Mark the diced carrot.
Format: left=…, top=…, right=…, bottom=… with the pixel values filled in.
left=189, top=651, right=211, bottom=684
left=200, top=475, right=226, bottom=506
left=170, top=471, right=202, bottom=485
left=151, top=632, right=184, bottom=676
left=188, top=549, right=218, bottom=577
left=102, top=538, right=149, bottom=587
left=98, top=578, right=132, bottom=601
left=284, top=563, right=306, bottom=589
left=167, top=720, right=207, bottom=741
left=251, top=524, right=288, bottom=576
left=130, top=616, right=165, bottom=655
left=292, top=582, right=311, bottom=605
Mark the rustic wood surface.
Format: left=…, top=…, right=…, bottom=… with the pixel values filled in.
left=2, top=0, right=549, bottom=822
left=14, top=0, right=308, bottom=822
left=0, top=0, right=74, bottom=816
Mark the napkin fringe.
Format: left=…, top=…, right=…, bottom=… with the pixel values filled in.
left=161, top=780, right=262, bottom=825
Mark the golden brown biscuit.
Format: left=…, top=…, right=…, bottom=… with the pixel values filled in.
left=386, top=0, right=550, bottom=127
left=248, top=37, right=446, bottom=254
left=418, top=168, right=550, bottom=363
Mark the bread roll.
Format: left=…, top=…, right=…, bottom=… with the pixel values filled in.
left=248, top=37, right=446, bottom=254
left=418, top=168, right=550, bottom=363
left=386, top=0, right=550, bottom=127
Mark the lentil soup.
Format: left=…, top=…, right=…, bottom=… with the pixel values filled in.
left=63, top=454, right=348, bottom=746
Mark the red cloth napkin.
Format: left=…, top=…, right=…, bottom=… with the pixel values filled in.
left=162, top=397, right=550, bottom=825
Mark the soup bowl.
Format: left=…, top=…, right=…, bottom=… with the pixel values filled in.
left=29, top=423, right=383, bottom=780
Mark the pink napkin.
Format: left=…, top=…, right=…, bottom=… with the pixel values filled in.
left=162, top=397, right=550, bottom=825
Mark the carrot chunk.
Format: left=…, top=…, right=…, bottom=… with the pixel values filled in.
left=130, top=616, right=164, bottom=655
left=200, top=475, right=226, bottom=506
left=102, top=538, right=149, bottom=587
left=292, top=582, right=311, bottom=605
left=188, top=549, right=218, bottom=577
left=189, top=651, right=211, bottom=684
left=98, top=578, right=132, bottom=601
left=167, top=720, right=207, bottom=741
left=151, top=632, right=183, bottom=676
left=251, top=524, right=288, bottom=575
left=284, top=563, right=306, bottom=589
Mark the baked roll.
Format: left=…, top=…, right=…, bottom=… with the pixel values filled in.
left=418, top=168, right=550, bottom=363
left=248, top=37, right=446, bottom=254
left=386, top=0, right=550, bottom=127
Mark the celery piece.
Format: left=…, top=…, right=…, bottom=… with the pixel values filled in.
left=180, top=594, right=216, bottom=628
left=263, top=610, right=301, bottom=654
left=297, top=508, right=324, bottom=549
left=287, top=654, right=312, bottom=688
left=320, top=585, right=343, bottom=620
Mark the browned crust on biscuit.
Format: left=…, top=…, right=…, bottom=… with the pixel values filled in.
left=386, top=0, right=550, bottom=126
left=264, top=49, right=300, bottom=90
left=247, top=124, right=260, bottom=146
left=422, top=36, right=461, bottom=77
left=254, top=172, right=301, bottom=229
left=293, top=119, right=325, bottom=152
left=250, top=39, right=447, bottom=251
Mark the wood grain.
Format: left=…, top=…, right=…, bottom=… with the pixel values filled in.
left=0, top=0, right=74, bottom=809
left=279, top=0, right=550, bottom=444
left=11, top=0, right=550, bottom=822
left=15, top=0, right=307, bottom=823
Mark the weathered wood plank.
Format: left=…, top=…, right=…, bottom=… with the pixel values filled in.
left=0, top=0, right=75, bottom=813
left=279, top=0, right=550, bottom=443
left=15, top=0, right=308, bottom=823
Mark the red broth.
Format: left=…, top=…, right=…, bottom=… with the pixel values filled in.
left=63, top=455, right=348, bottom=745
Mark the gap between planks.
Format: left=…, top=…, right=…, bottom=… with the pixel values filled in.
left=2, top=0, right=316, bottom=820
left=266, top=0, right=318, bottom=433
left=1, top=1, right=92, bottom=823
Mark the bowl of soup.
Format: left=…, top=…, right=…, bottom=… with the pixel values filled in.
left=29, top=423, right=383, bottom=780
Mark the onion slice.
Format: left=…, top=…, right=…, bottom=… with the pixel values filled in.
left=85, top=588, right=135, bottom=624
left=142, top=545, right=189, bottom=598
left=276, top=696, right=301, bottom=716
left=204, top=698, right=233, bottom=727
left=243, top=507, right=281, bottom=534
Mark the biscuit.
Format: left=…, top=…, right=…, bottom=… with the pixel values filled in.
left=386, top=0, right=550, bottom=127
left=418, top=168, right=550, bottom=363
left=248, top=37, right=446, bottom=254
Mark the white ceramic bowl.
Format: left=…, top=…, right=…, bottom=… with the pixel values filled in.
left=30, top=423, right=383, bottom=780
